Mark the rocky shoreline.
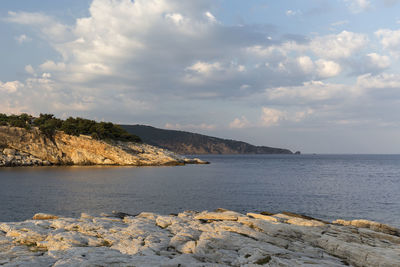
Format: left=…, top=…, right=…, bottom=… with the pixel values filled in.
left=0, top=209, right=399, bottom=266
left=0, top=126, right=208, bottom=167
left=0, top=148, right=52, bottom=167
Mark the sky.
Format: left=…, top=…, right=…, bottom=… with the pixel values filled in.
left=1, top=0, right=400, bottom=153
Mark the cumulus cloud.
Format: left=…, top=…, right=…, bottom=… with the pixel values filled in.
left=39, top=61, right=66, bottom=72
left=247, top=31, right=368, bottom=61
left=0, top=81, right=24, bottom=94
left=375, top=29, right=400, bottom=57
left=366, top=53, right=390, bottom=69
left=229, top=116, right=250, bottom=129
left=259, top=107, right=314, bottom=126
left=310, top=31, right=368, bottom=59
left=297, top=56, right=314, bottom=74
left=24, top=65, right=35, bottom=75
left=261, top=107, right=286, bottom=127
left=5, top=0, right=369, bottom=113
left=315, top=59, right=341, bottom=78
left=3, top=0, right=399, bottom=136
left=246, top=31, right=367, bottom=82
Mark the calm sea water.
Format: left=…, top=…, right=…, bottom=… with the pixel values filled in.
left=0, top=154, right=399, bottom=227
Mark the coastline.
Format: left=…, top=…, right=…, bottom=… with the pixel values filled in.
left=0, top=126, right=209, bottom=167
left=1, top=209, right=399, bottom=266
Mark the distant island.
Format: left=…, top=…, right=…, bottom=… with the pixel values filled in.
left=121, top=125, right=293, bottom=155
left=0, top=114, right=207, bottom=167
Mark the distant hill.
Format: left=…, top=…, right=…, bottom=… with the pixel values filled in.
left=121, top=125, right=293, bottom=155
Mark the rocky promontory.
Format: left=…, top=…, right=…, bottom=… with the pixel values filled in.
left=0, top=209, right=399, bottom=266
left=0, top=126, right=208, bottom=167
left=121, top=125, right=294, bottom=155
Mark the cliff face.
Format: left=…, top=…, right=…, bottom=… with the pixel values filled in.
left=121, top=125, right=293, bottom=155
left=0, top=126, right=206, bottom=166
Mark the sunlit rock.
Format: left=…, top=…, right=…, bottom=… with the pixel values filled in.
left=0, top=210, right=399, bottom=266
left=0, top=126, right=206, bottom=167
left=33, top=213, right=59, bottom=220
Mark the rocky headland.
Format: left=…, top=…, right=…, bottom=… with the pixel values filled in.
left=0, top=126, right=208, bottom=167
left=0, top=209, right=399, bottom=266
left=121, top=125, right=294, bottom=155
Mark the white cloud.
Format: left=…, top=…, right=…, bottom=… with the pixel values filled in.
left=6, top=11, right=50, bottom=24
left=24, top=65, right=35, bottom=75
left=229, top=116, right=250, bottom=129
left=375, top=29, right=400, bottom=57
left=204, top=11, right=217, bottom=23
left=3, top=0, right=398, bottom=135
left=15, top=34, right=31, bottom=44
left=357, top=73, right=400, bottom=89
left=245, top=31, right=367, bottom=83
left=315, top=59, right=341, bottom=78
left=297, top=56, right=314, bottom=74
left=310, top=31, right=368, bottom=59
left=0, top=81, right=24, bottom=93
left=6, top=11, right=70, bottom=42
left=39, top=61, right=66, bottom=72
left=259, top=106, right=313, bottom=126
left=261, top=107, right=286, bottom=127
left=186, top=61, right=222, bottom=75
left=345, top=0, right=371, bottom=13
left=366, top=53, right=390, bottom=69
left=268, top=80, right=354, bottom=102
left=165, top=13, right=185, bottom=25
left=286, top=10, right=301, bottom=16
left=247, top=31, right=368, bottom=61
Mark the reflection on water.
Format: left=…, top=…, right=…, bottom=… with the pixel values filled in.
left=0, top=154, right=399, bottom=227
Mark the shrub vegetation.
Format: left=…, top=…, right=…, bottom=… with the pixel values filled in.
left=0, top=113, right=141, bottom=142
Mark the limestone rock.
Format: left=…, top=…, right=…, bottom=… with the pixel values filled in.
left=0, top=126, right=206, bottom=167
left=33, top=213, right=59, bottom=220
left=194, top=210, right=244, bottom=221
left=0, top=210, right=399, bottom=266
left=247, top=212, right=279, bottom=223
left=333, top=219, right=400, bottom=236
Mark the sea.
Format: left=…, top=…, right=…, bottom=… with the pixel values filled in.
left=0, top=154, right=399, bottom=227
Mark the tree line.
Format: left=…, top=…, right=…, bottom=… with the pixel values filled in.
left=0, top=113, right=141, bottom=143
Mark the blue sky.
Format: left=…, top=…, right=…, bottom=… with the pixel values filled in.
left=1, top=0, right=400, bottom=153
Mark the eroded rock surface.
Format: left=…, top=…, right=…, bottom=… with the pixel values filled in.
left=0, top=209, right=399, bottom=266
left=0, top=126, right=208, bottom=167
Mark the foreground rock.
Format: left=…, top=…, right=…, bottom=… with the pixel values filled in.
left=0, top=126, right=208, bottom=167
left=0, top=210, right=399, bottom=266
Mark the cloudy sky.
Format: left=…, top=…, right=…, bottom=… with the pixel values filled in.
left=1, top=0, right=400, bottom=153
